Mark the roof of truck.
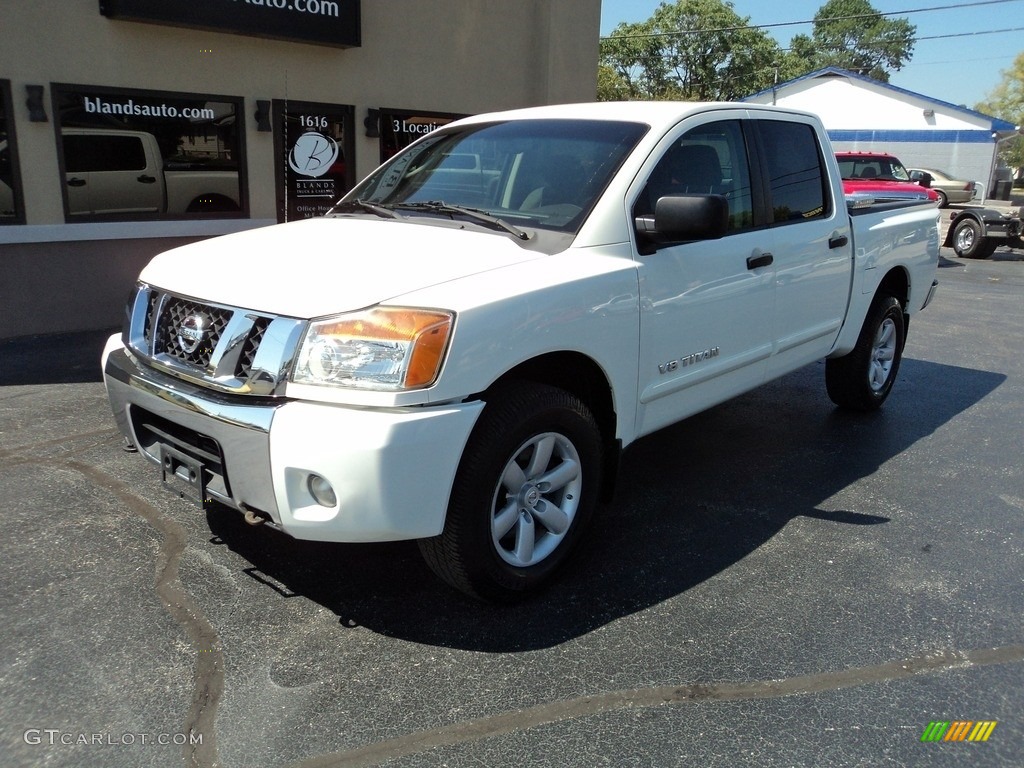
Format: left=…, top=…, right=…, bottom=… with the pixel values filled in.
left=451, top=101, right=819, bottom=131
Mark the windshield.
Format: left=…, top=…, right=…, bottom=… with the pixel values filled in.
left=342, top=119, right=648, bottom=235
left=838, top=157, right=911, bottom=182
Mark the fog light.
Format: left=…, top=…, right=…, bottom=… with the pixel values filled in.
left=307, top=474, right=337, bottom=507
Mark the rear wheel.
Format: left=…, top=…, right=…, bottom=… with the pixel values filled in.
left=952, top=218, right=997, bottom=259
left=826, top=294, right=905, bottom=411
left=935, top=189, right=948, bottom=208
left=419, top=382, right=602, bottom=602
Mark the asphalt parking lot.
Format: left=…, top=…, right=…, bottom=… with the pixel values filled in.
left=1, top=242, right=1022, bottom=768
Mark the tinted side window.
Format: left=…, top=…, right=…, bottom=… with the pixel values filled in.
left=635, top=120, right=754, bottom=233
left=63, top=135, right=148, bottom=173
left=757, top=121, right=829, bottom=224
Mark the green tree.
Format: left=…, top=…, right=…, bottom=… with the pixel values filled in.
left=599, top=0, right=787, bottom=101
left=787, top=0, right=915, bottom=81
left=976, top=52, right=1024, bottom=174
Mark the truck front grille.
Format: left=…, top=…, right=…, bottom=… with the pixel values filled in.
left=125, top=285, right=305, bottom=397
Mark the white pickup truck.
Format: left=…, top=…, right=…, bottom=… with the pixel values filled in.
left=103, top=102, right=939, bottom=600
left=63, top=128, right=239, bottom=216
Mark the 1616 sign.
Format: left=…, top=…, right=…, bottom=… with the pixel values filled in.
left=99, top=0, right=361, bottom=48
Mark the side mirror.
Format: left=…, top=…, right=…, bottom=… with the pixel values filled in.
left=909, top=170, right=933, bottom=188
left=635, top=194, right=729, bottom=246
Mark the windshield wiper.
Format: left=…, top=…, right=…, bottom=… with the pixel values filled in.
left=393, top=201, right=529, bottom=240
left=330, top=199, right=401, bottom=219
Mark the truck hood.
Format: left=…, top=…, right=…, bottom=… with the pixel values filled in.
left=139, top=217, right=544, bottom=318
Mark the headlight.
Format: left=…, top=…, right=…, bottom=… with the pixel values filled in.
left=293, top=307, right=454, bottom=390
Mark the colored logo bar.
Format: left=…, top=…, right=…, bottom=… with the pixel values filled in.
left=921, top=721, right=997, bottom=742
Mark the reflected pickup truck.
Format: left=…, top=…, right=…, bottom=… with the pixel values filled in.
left=62, top=128, right=239, bottom=216
left=103, top=102, right=940, bottom=601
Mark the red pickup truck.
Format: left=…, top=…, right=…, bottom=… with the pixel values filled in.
left=836, top=151, right=939, bottom=204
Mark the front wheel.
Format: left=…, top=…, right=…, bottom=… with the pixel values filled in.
left=419, top=382, right=602, bottom=602
left=826, top=295, right=905, bottom=411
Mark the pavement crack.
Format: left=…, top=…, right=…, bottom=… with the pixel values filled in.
left=285, top=643, right=1024, bottom=768
left=64, top=459, right=224, bottom=768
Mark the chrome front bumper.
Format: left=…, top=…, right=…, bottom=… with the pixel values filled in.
left=103, top=336, right=486, bottom=543
left=104, top=342, right=283, bottom=519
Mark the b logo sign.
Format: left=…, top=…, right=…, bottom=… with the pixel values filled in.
left=289, top=132, right=339, bottom=178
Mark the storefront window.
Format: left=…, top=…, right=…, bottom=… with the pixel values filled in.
left=52, top=84, right=247, bottom=221
left=273, top=100, right=354, bottom=223
left=378, top=109, right=467, bottom=164
left=0, top=79, right=25, bottom=224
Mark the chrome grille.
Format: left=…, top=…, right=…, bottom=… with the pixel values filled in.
left=143, top=291, right=160, bottom=346
left=157, top=298, right=232, bottom=369
left=236, top=317, right=270, bottom=378
left=126, top=285, right=305, bottom=397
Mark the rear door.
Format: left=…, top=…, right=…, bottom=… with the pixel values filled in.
left=752, top=117, right=852, bottom=378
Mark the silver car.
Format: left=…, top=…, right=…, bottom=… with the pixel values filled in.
left=908, top=167, right=976, bottom=208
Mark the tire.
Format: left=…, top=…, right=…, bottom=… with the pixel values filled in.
left=826, top=295, right=905, bottom=411
left=935, top=190, right=948, bottom=208
left=952, top=218, right=997, bottom=259
left=419, top=381, right=602, bottom=602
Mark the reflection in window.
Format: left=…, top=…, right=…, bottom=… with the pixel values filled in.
left=53, top=86, right=245, bottom=220
left=275, top=102, right=354, bottom=223
left=378, top=109, right=465, bottom=164
left=352, top=119, right=648, bottom=234
left=757, top=121, right=829, bottom=223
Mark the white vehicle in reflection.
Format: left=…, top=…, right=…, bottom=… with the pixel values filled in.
left=62, top=128, right=240, bottom=216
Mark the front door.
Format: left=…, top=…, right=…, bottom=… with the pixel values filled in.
left=634, top=117, right=775, bottom=437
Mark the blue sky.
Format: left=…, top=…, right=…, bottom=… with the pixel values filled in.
left=599, top=0, right=1022, bottom=110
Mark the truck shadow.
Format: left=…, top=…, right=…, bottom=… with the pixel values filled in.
left=205, top=358, right=1004, bottom=652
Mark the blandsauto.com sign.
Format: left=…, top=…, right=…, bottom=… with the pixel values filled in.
left=99, top=0, right=360, bottom=48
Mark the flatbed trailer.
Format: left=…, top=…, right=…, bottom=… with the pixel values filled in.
left=945, top=206, right=1023, bottom=258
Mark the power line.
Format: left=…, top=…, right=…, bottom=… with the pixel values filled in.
left=622, top=25, right=1023, bottom=58
left=917, top=25, right=1024, bottom=41
left=598, top=0, right=1024, bottom=40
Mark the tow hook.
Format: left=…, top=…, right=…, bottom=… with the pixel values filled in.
left=241, top=505, right=266, bottom=526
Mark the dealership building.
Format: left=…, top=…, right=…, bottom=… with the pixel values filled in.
left=0, top=1, right=601, bottom=339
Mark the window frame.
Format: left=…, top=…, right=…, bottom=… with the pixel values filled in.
left=272, top=98, right=355, bottom=223
left=749, top=118, right=832, bottom=227
left=51, top=83, right=249, bottom=223
left=632, top=117, right=768, bottom=239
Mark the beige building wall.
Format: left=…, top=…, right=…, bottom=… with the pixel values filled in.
left=0, top=0, right=600, bottom=338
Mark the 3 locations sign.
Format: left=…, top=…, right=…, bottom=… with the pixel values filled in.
left=99, top=0, right=361, bottom=48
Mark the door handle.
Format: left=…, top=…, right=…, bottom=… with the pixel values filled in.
left=137, top=174, right=157, bottom=184
left=829, top=234, right=849, bottom=249
left=67, top=177, right=86, bottom=187
left=746, top=252, right=773, bottom=270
